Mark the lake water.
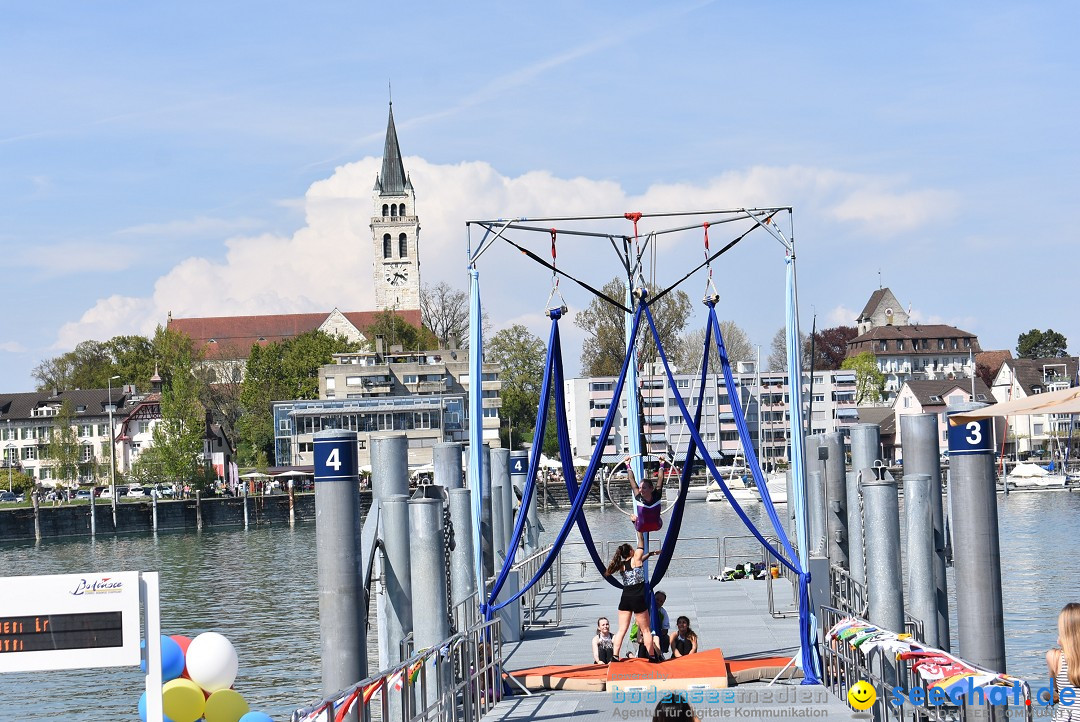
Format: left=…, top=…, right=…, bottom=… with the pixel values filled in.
left=0, top=490, right=1074, bottom=720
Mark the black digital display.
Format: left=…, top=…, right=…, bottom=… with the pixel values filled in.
left=0, top=612, right=123, bottom=653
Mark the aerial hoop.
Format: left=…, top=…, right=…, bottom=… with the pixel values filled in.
left=605, top=452, right=680, bottom=521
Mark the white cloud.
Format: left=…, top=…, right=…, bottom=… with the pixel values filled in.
left=53, top=159, right=956, bottom=355
left=826, top=305, right=858, bottom=327
left=16, top=242, right=139, bottom=275
left=0, top=341, right=27, bottom=353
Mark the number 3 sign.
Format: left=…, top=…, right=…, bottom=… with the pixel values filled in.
left=946, top=414, right=993, bottom=456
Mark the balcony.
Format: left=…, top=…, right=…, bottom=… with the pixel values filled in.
left=372, top=215, right=418, bottom=225
left=482, top=398, right=503, bottom=409
left=405, top=379, right=448, bottom=394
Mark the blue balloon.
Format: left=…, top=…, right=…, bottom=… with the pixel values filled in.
left=140, top=635, right=186, bottom=680
left=138, top=691, right=177, bottom=722
left=238, top=712, right=274, bottom=722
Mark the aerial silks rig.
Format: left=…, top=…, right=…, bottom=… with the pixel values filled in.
left=465, top=208, right=820, bottom=683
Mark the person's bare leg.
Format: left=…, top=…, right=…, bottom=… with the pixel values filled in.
left=635, top=611, right=656, bottom=657
left=611, top=609, right=632, bottom=658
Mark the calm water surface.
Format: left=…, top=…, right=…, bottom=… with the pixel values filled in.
left=0, top=490, right=1075, bottom=720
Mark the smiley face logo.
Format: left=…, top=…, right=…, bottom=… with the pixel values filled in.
left=848, top=680, right=877, bottom=710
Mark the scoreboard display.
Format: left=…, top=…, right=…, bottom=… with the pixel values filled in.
left=0, top=572, right=141, bottom=672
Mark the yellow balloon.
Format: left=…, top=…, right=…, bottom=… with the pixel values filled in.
left=162, top=677, right=206, bottom=722
left=205, top=688, right=250, bottom=722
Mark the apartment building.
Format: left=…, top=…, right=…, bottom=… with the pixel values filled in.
left=273, top=349, right=501, bottom=469
left=564, top=364, right=860, bottom=466
left=991, top=356, right=1079, bottom=458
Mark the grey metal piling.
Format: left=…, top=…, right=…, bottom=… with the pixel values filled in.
left=242, top=481, right=249, bottom=529
left=901, top=413, right=950, bottom=651
left=491, top=484, right=506, bottom=566
left=848, top=424, right=880, bottom=585
left=947, top=403, right=1006, bottom=672
left=509, top=451, right=538, bottom=554
left=491, top=448, right=510, bottom=564
left=371, top=435, right=410, bottom=500
left=434, top=442, right=464, bottom=490
left=313, top=430, right=367, bottom=701
left=409, top=497, right=451, bottom=710
left=479, top=443, right=494, bottom=582
left=807, top=470, right=825, bottom=556
left=448, top=488, right=477, bottom=606
left=904, top=473, right=937, bottom=647
left=380, top=495, right=413, bottom=722
left=862, top=466, right=905, bottom=633
left=821, top=432, right=848, bottom=568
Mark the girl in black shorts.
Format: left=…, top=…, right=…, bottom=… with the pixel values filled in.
left=605, top=543, right=658, bottom=660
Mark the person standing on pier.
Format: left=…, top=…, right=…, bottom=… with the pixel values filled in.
left=605, top=543, right=659, bottom=661
left=1047, top=602, right=1080, bottom=720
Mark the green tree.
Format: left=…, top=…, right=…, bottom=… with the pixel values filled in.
left=841, top=351, right=886, bottom=404
left=1016, top=329, right=1069, bottom=359
left=486, top=325, right=546, bottom=450
left=45, top=400, right=82, bottom=488
left=236, top=331, right=362, bottom=465
left=365, top=310, right=438, bottom=353
left=31, top=335, right=157, bottom=393
left=574, top=278, right=693, bottom=377
left=150, top=335, right=207, bottom=487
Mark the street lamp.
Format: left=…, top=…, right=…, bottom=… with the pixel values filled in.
left=5, top=444, right=14, bottom=494
left=107, top=375, right=120, bottom=526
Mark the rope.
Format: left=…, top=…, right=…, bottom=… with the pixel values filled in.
left=501, top=235, right=629, bottom=313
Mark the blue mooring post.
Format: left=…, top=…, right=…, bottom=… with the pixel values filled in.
left=313, top=429, right=367, bottom=701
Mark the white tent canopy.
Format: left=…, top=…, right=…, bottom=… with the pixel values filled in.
left=949, top=385, right=1080, bottom=423
left=274, top=470, right=310, bottom=478
left=538, top=455, right=562, bottom=469
left=239, top=471, right=270, bottom=480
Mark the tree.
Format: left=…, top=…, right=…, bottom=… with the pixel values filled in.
left=364, top=310, right=438, bottom=353
left=766, top=328, right=811, bottom=372
left=486, top=325, right=546, bottom=450
left=574, top=278, right=693, bottom=377
left=421, top=282, right=470, bottom=350
left=32, top=335, right=157, bottom=394
left=235, top=331, right=362, bottom=465
left=1016, top=329, right=1069, bottom=359
left=676, top=322, right=753, bottom=375
left=150, top=335, right=206, bottom=488
left=45, top=400, right=82, bottom=488
left=841, top=351, right=886, bottom=404
left=807, top=326, right=858, bottom=371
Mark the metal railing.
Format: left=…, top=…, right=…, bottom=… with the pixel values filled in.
left=761, top=537, right=800, bottom=618
left=510, top=545, right=562, bottom=629
left=561, top=535, right=768, bottom=579
left=828, top=564, right=925, bottom=641
left=292, top=616, right=503, bottom=722
left=820, top=605, right=1033, bottom=722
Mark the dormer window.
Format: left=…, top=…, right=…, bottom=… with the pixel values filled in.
left=209, top=338, right=217, bottom=344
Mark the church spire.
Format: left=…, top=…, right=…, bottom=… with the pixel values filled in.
left=377, top=103, right=408, bottom=195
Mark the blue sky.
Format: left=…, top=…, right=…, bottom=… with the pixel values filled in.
left=3, top=1, right=1078, bottom=392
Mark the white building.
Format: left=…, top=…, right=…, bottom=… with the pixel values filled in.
left=991, top=357, right=1079, bottom=458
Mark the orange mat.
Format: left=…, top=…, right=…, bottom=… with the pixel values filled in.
left=509, top=651, right=799, bottom=691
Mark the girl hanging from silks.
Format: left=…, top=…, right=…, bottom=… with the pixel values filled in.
left=627, top=459, right=664, bottom=549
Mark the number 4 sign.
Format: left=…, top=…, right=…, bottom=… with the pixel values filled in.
left=946, top=414, right=993, bottom=456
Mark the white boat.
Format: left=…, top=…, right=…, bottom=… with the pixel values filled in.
left=705, top=472, right=787, bottom=504
left=664, top=484, right=711, bottom=502
left=1006, top=462, right=1070, bottom=489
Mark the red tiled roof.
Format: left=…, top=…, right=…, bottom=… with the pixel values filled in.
left=168, top=310, right=422, bottom=360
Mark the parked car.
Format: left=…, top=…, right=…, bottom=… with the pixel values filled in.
left=0, top=491, right=16, bottom=503
left=125, top=487, right=147, bottom=498
left=74, top=489, right=93, bottom=500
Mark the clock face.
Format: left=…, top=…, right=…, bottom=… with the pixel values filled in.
left=385, top=263, right=409, bottom=286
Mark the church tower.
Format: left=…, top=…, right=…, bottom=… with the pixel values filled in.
left=371, top=103, right=421, bottom=310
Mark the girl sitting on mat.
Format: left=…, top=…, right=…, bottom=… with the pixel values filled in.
left=628, top=461, right=664, bottom=548
left=605, top=543, right=659, bottom=661
left=593, top=617, right=615, bottom=664
left=670, top=616, right=699, bottom=658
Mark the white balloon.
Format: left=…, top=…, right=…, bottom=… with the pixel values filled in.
left=186, top=632, right=239, bottom=693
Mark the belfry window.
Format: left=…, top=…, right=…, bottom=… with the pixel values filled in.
left=382, top=204, right=389, bottom=217
left=399, top=233, right=408, bottom=258
left=383, top=234, right=392, bottom=258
